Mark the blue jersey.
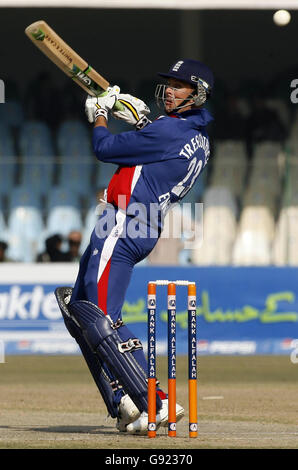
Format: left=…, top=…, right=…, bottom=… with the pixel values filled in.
left=92, top=108, right=213, bottom=219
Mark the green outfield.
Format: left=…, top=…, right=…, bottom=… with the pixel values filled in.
left=0, top=355, right=298, bottom=449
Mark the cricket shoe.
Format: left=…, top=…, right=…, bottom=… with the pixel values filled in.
left=125, top=399, right=184, bottom=435
left=116, top=394, right=141, bottom=432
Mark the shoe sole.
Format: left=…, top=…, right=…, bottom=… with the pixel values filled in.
left=160, top=407, right=185, bottom=427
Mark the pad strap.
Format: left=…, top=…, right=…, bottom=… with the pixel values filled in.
left=118, top=338, right=143, bottom=353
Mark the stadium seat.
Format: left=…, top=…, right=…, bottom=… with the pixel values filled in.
left=58, top=161, right=94, bottom=198
left=58, top=139, right=94, bottom=160
left=203, top=186, right=238, bottom=215
left=191, top=186, right=237, bottom=265
left=95, top=161, right=118, bottom=188
left=232, top=205, right=275, bottom=266
left=210, top=140, right=247, bottom=198
left=191, top=206, right=236, bottom=265
left=6, top=186, right=44, bottom=262
left=232, top=230, right=272, bottom=266
left=46, top=187, right=83, bottom=238
left=19, top=121, right=55, bottom=196
left=9, top=185, right=41, bottom=209
left=57, top=119, right=91, bottom=157
left=209, top=163, right=246, bottom=199
left=242, top=186, right=276, bottom=215
left=250, top=141, right=282, bottom=190
left=276, top=207, right=298, bottom=266
left=0, top=100, right=24, bottom=128
left=214, top=140, right=247, bottom=162
left=248, top=168, right=280, bottom=202
left=0, top=123, right=15, bottom=148
left=56, top=119, right=95, bottom=196
left=273, top=185, right=298, bottom=265
left=20, top=162, right=54, bottom=197
left=148, top=204, right=198, bottom=266
left=0, top=124, right=17, bottom=197
left=19, top=121, right=54, bottom=158
left=282, top=156, right=298, bottom=196
left=47, top=187, right=80, bottom=209
left=252, top=140, right=282, bottom=161
left=238, top=206, right=275, bottom=238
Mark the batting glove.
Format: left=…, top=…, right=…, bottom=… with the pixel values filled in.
left=111, top=93, right=151, bottom=130
left=85, top=85, right=120, bottom=123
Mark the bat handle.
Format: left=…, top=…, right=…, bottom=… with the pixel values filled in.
left=114, top=100, right=125, bottom=112
left=96, top=89, right=124, bottom=112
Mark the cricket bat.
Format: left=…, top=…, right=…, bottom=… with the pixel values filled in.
left=25, top=20, right=121, bottom=105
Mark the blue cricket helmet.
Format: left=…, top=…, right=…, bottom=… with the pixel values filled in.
left=158, top=59, right=214, bottom=94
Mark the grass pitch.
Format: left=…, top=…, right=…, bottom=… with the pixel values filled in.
left=0, top=355, right=298, bottom=449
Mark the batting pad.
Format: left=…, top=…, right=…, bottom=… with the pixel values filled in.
left=55, top=287, right=119, bottom=418
left=69, top=300, right=153, bottom=414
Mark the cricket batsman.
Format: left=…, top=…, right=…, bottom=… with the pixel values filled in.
left=55, top=59, right=214, bottom=434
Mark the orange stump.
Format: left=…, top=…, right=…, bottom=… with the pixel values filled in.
left=147, top=282, right=157, bottom=438
left=167, top=282, right=176, bottom=437
left=188, top=282, right=198, bottom=438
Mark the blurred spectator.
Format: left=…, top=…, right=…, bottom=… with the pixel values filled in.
left=246, top=95, right=287, bottom=156
left=0, top=241, right=10, bottom=262
left=89, top=187, right=108, bottom=217
left=66, top=230, right=82, bottom=262
left=95, top=187, right=107, bottom=204
left=36, top=234, right=71, bottom=262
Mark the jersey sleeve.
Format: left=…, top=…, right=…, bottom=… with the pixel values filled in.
left=92, top=119, right=176, bottom=166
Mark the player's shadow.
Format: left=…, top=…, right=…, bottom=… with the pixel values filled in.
left=32, top=425, right=116, bottom=435
left=0, top=425, right=116, bottom=436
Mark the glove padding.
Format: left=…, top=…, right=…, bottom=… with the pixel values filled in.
left=85, top=85, right=120, bottom=123
left=112, top=93, right=151, bottom=129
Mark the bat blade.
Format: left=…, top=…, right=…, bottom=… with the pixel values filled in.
left=25, top=20, right=110, bottom=96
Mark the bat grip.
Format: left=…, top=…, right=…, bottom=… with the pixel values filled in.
left=97, top=89, right=124, bottom=112
left=114, top=100, right=125, bottom=112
